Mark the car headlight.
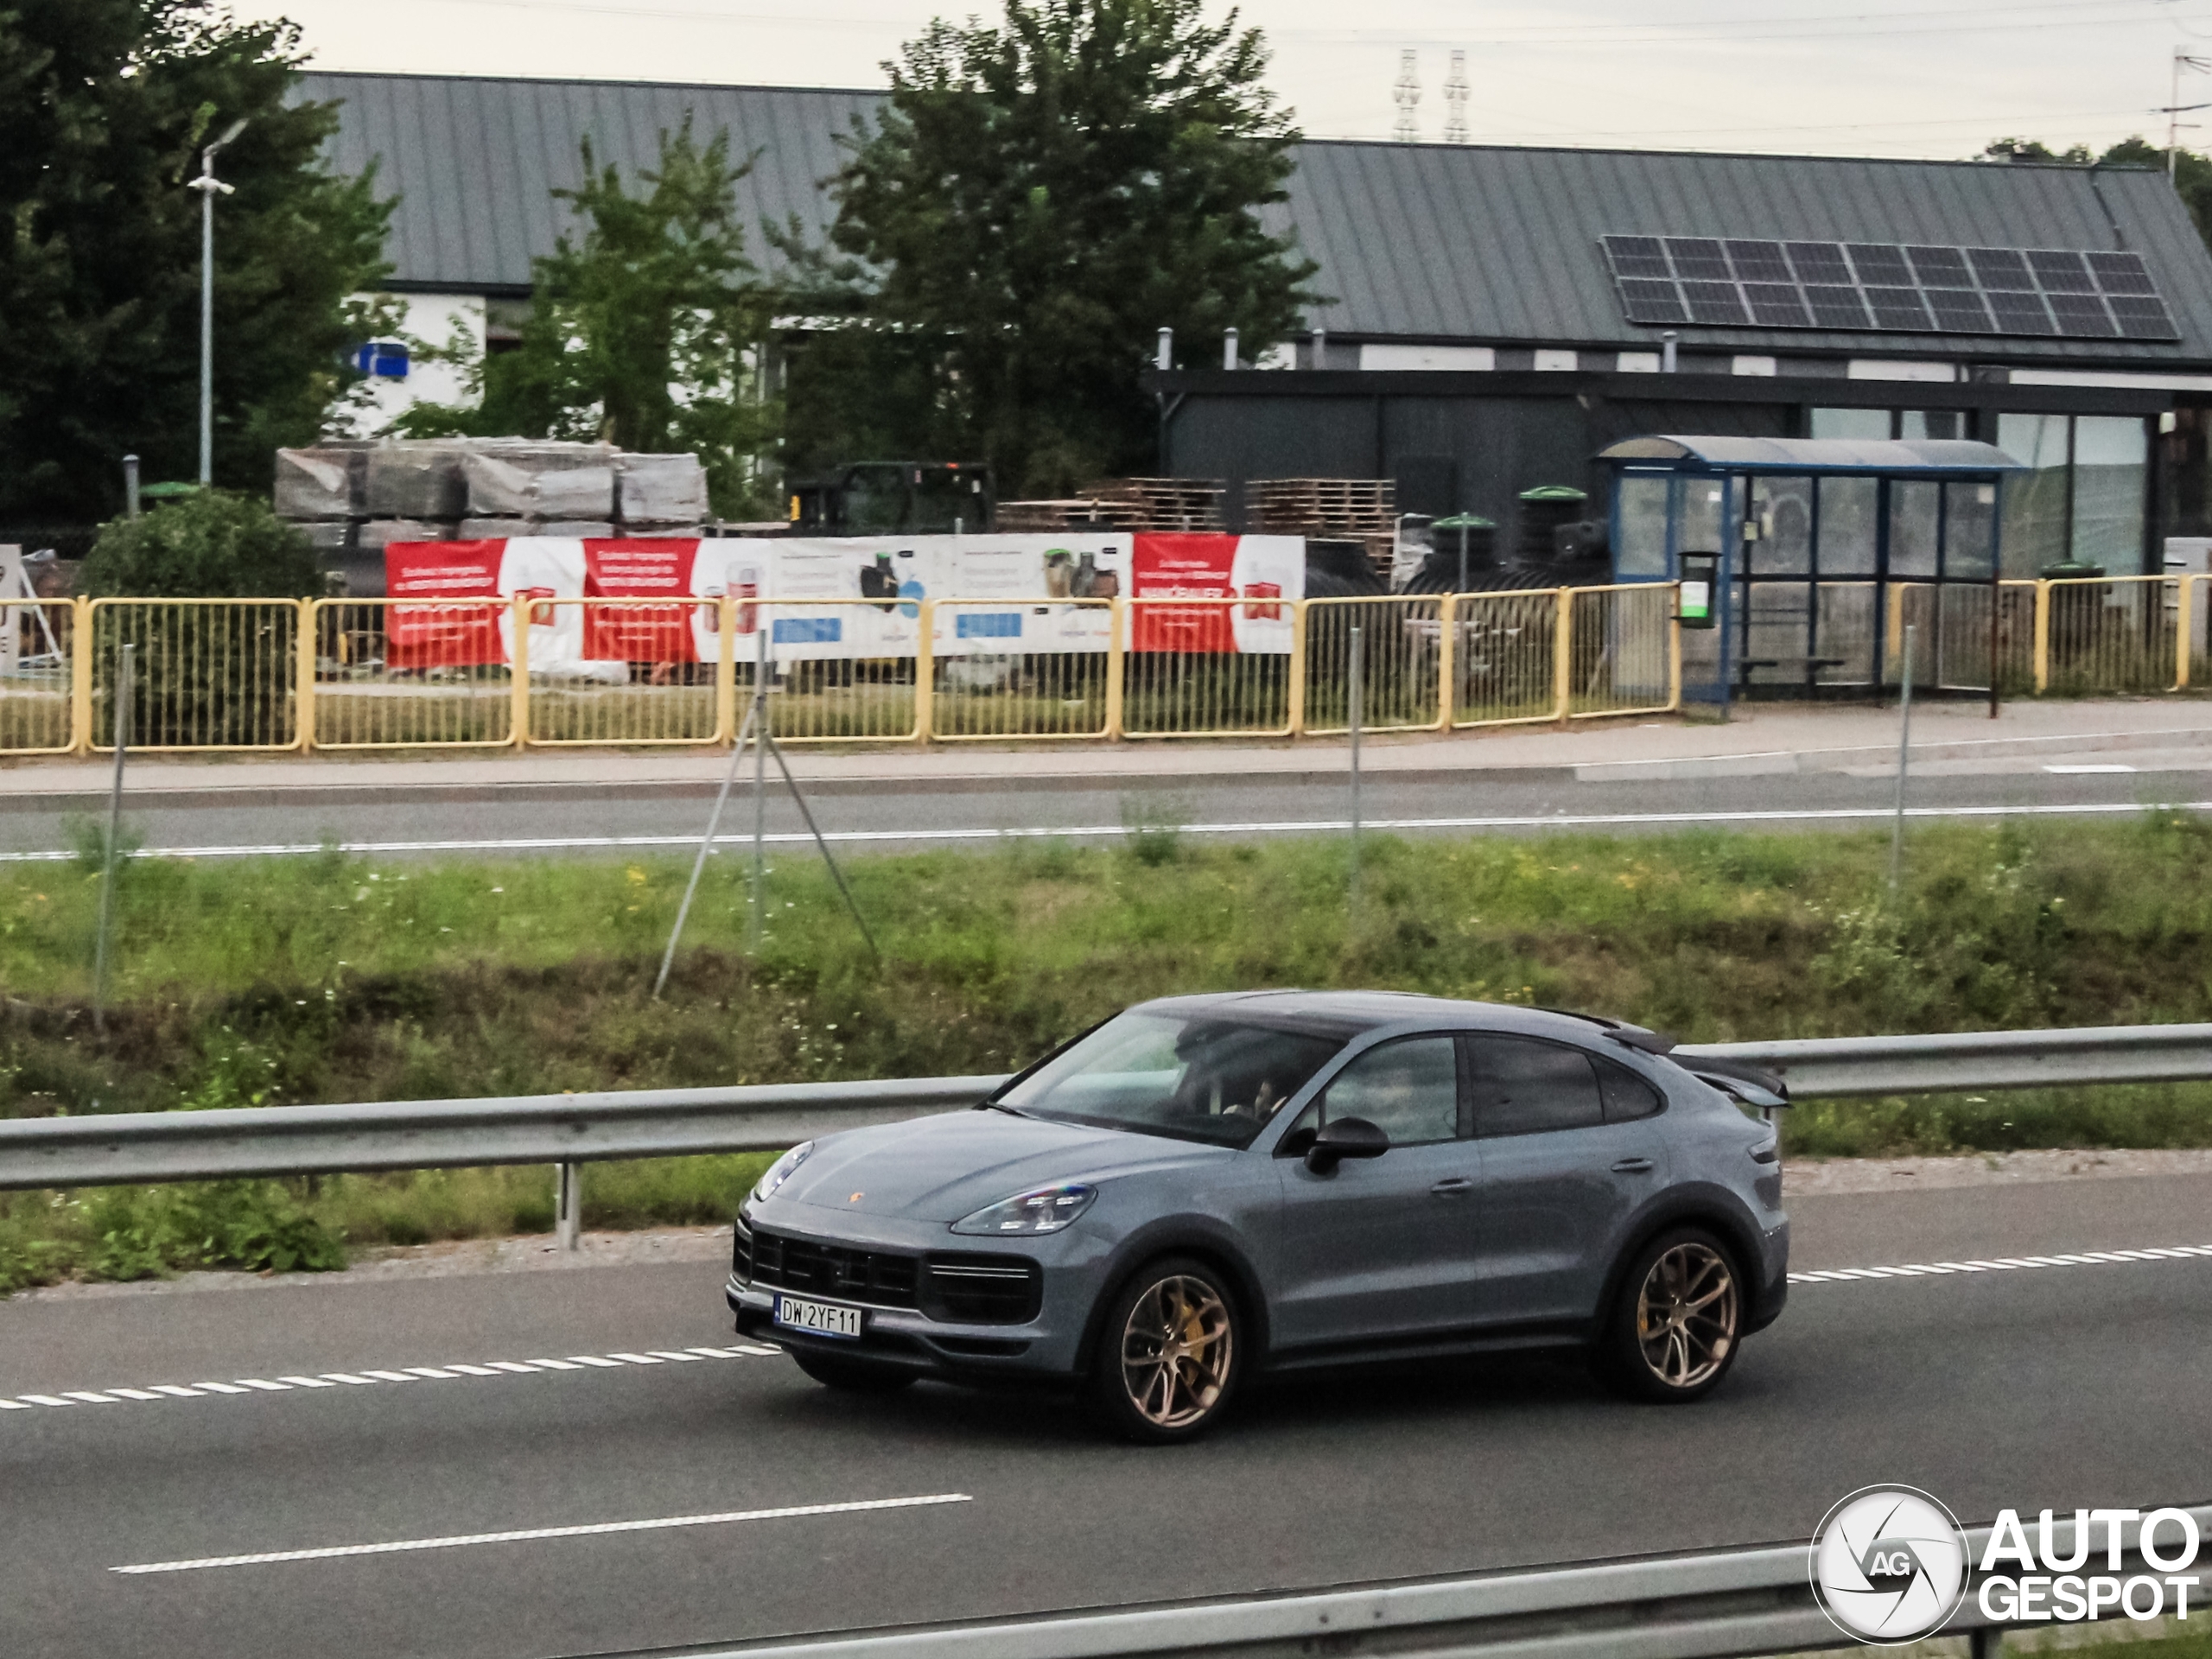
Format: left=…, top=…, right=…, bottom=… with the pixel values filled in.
left=950, top=1182, right=1097, bottom=1236
left=753, top=1141, right=814, bottom=1204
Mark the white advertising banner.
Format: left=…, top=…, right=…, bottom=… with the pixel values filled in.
left=384, top=532, right=1305, bottom=667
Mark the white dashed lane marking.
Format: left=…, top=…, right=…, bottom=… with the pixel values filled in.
left=0, top=1343, right=784, bottom=1414
left=1789, top=1243, right=2212, bottom=1284
left=16, top=1244, right=2207, bottom=1412
left=110, top=1492, right=974, bottom=1576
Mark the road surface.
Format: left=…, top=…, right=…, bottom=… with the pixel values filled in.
left=3, top=753, right=2210, bottom=863
left=3, top=1171, right=2208, bottom=1659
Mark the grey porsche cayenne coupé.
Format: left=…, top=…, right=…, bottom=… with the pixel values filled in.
left=728, top=991, right=1789, bottom=1441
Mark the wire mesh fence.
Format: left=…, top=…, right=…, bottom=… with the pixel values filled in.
left=1996, top=582, right=2038, bottom=696
left=2039, top=575, right=2179, bottom=695
left=311, top=598, right=518, bottom=749
left=2185, top=575, right=2212, bottom=691
left=1121, top=597, right=1295, bottom=738
left=19, top=575, right=2212, bottom=760
left=1304, top=595, right=1445, bottom=734
left=523, top=599, right=727, bottom=747
left=88, top=599, right=301, bottom=752
left=1567, top=584, right=1678, bottom=718
left=753, top=601, right=921, bottom=746
left=1450, top=589, right=1563, bottom=728
left=929, top=599, right=1113, bottom=740
left=0, top=600, right=77, bottom=753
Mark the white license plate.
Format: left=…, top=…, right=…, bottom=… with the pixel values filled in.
left=773, top=1293, right=864, bottom=1340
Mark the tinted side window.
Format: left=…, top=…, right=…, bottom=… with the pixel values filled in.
left=1465, top=1035, right=1603, bottom=1137
left=1596, top=1056, right=1664, bottom=1122
left=1315, top=1036, right=1461, bottom=1147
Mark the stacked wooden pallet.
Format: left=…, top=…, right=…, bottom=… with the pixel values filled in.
left=995, top=499, right=1128, bottom=532
left=995, top=478, right=1229, bottom=533
left=1249, top=478, right=1398, bottom=572
left=1096, top=477, right=1228, bottom=531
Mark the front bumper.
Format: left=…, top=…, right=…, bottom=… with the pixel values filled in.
left=1747, top=1216, right=1790, bottom=1332
left=728, top=1279, right=1064, bottom=1381
left=727, top=1203, right=1112, bottom=1381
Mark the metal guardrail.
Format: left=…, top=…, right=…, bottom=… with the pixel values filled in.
left=0, top=1076, right=1003, bottom=1192
left=1687, top=1022, right=2212, bottom=1097
left=605, top=1504, right=2212, bottom=1659
left=3, top=1022, right=2210, bottom=1193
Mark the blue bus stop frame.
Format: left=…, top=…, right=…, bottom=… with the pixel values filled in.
left=1599, top=435, right=2023, bottom=715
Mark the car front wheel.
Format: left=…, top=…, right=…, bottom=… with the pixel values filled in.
left=1597, top=1228, right=1743, bottom=1402
left=1088, top=1256, right=1243, bottom=1443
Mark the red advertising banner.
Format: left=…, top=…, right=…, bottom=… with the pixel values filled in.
left=385, top=541, right=505, bottom=668
left=582, top=539, right=702, bottom=663
left=1129, top=533, right=1238, bottom=652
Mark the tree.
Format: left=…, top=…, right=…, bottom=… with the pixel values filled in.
left=396, top=118, right=777, bottom=519
left=0, top=1, right=394, bottom=522
left=817, top=0, right=1320, bottom=496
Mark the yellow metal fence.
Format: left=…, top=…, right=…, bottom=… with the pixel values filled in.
left=102, top=577, right=2212, bottom=755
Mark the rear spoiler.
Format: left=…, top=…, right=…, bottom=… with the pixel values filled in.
left=1671, top=1053, right=1791, bottom=1111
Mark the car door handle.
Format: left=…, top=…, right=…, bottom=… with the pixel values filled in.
left=1610, top=1157, right=1655, bottom=1174
left=1429, top=1178, right=1476, bottom=1197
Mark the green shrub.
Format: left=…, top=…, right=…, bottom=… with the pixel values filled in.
left=79, top=489, right=320, bottom=599
left=79, top=490, right=317, bottom=745
left=82, top=1181, right=345, bottom=1281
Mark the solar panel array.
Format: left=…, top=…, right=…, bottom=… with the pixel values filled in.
left=1599, top=235, right=2177, bottom=340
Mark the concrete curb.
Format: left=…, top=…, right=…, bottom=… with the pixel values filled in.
left=0, top=765, right=1586, bottom=812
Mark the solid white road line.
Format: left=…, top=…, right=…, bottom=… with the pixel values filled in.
left=2, top=798, right=2208, bottom=863
left=1788, top=1242, right=2212, bottom=1284
left=1, top=1343, right=768, bottom=1417
left=110, top=1492, right=973, bottom=1576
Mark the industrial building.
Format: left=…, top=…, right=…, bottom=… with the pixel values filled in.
left=306, top=73, right=2212, bottom=593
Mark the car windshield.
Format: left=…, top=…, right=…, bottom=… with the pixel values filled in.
left=996, top=1010, right=1346, bottom=1148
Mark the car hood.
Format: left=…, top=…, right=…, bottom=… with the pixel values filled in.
left=776, top=1109, right=1234, bottom=1224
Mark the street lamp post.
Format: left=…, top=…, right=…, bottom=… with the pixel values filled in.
left=187, top=118, right=247, bottom=486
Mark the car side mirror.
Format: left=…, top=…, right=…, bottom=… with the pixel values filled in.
left=1305, top=1116, right=1389, bottom=1175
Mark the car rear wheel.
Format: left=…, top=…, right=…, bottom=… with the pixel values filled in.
left=1088, top=1256, right=1243, bottom=1444
left=1597, top=1228, right=1742, bottom=1403
left=791, top=1350, right=916, bottom=1394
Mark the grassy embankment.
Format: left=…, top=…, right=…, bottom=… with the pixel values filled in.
left=5, top=810, right=2212, bottom=1294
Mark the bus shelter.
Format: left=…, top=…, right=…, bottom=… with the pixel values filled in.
left=1599, top=435, right=2024, bottom=704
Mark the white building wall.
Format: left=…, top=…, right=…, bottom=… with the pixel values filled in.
left=332, top=292, right=488, bottom=435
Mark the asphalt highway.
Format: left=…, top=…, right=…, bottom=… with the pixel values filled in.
left=3, top=1173, right=2209, bottom=1659
left=2, top=757, right=2208, bottom=864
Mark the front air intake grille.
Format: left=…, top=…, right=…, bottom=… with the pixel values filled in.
left=749, top=1227, right=919, bottom=1310
left=733, top=1218, right=753, bottom=1283
left=922, top=1255, right=1042, bottom=1325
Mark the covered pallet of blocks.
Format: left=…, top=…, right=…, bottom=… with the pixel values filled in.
left=274, top=438, right=711, bottom=595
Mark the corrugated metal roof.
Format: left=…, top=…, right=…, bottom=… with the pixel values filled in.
left=299, top=72, right=880, bottom=289
left=1276, top=140, right=2212, bottom=365
left=302, top=73, right=2212, bottom=365
left=1600, top=435, right=2024, bottom=471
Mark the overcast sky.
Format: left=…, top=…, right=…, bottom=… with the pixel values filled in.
left=257, top=0, right=2212, bottom=160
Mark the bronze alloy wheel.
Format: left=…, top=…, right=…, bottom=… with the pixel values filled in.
left=1119, top=1273, right=1235, bottom=1431
left=1635, top=1240, right=1738, bottom=1390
